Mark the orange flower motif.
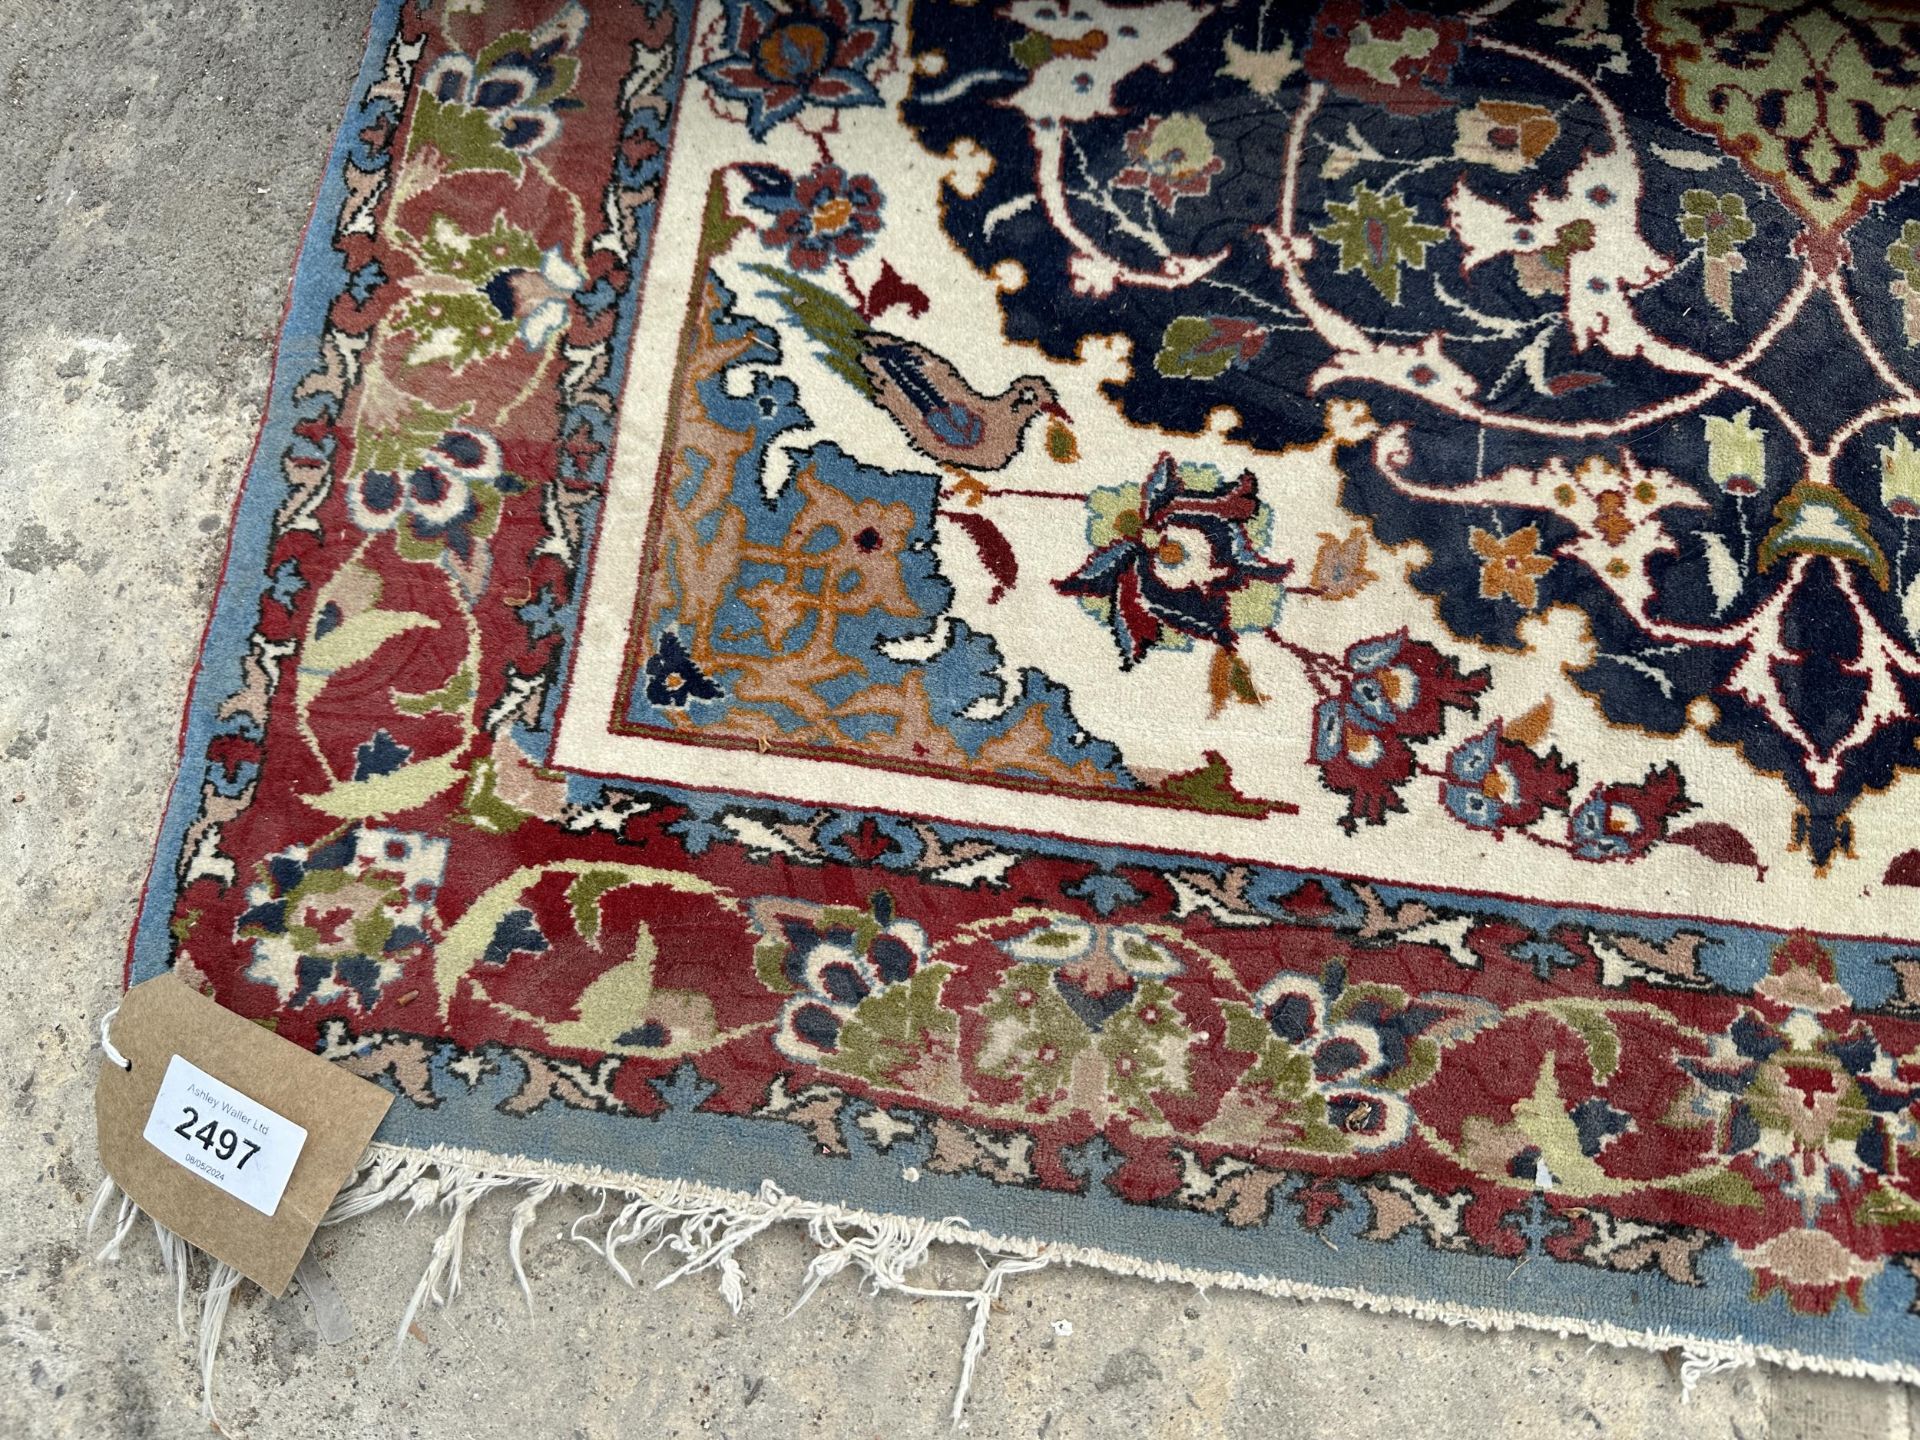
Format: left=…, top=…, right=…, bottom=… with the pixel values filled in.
left=1471, top=525, right=1554, bottom=609
left=1593, top=490, right=1632, bottom=546
left=1308, top=527, right=1378, bottom=599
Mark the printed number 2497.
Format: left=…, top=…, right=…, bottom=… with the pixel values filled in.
left=172, top=1107, right=260, bottom=1169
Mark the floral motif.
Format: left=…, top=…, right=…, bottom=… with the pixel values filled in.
left=1470, top=524, right=1555, bottom=610
left=415, top=3, right=588, bottom=169
left=743, top=160, right=884, bottom=272
left=488, top=247, right=585, bottom=350
left=1056, top=456, right=1291, bottom=668
left=908, top=0, right=1920, bottom=871
left=1009, top=25, right=1107, bottom=74
left=1307, top=527, right=1377, bottom=600
left=1646, top=4, right=1920, bottom=272
left=1567, top=764, right=1692, bottom=861
left=1310, top=631, right=1489, bottom=829
left=1154, top=315, right=1269, bottom=380
left=400, top=216, right=584, bottom=367
left=1217, top=960, right=1481, bottom=1155
left=1679, top=190, right=1756, bottom=318
left=1453, top=100, right=1559, bottom=173
left=1880, top=431, right=1920, bottom=518
left=998, top=914, right=1182, bottom=979
left=1315, top=183, right=1448, bottom=304
left=977, top=915, right=1193, bottom=1119
left=349, top=424, right=516, bottom=564
left=753, top=891, right=945, bottom=1072
left=236, top=827, right=447, bottom=1009
left=1706, top=408, right=1768, bottom=496
left=1510, top=218, right=1595, bottom=299
left=1114, top=112, right=1225, bottom=211
left=1218, top=36, right=1300, bottom=98
left=697, top=0, right=891, bottom=141
left=145, top=0, right=1920, bottom=1384
left=1440, top=722, right=1575, bottom=834
left=1678, top=936, right=1920, bottom=1312
left=1679, top=189, right=1755, bottom=260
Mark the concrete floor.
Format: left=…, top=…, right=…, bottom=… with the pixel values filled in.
left=0, top=4, right=1911, bottom=1436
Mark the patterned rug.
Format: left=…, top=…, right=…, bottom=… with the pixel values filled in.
left=126, top=0, right=1920, bottom=1395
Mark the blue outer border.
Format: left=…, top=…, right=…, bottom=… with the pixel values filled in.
left=130, top=0, right=411, bottom=988
left=377, top=1048, right=1920, bottom=1373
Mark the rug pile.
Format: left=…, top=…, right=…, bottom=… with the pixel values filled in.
left=123, top=0, right=1920, bottom=1397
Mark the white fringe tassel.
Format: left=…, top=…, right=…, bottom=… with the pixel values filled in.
left=197, top=1263, right=244, bottom=1423
left=89, top=1155, right=1055, bottom=1427
left=87, top=1146, right=1883, bottom=1426
left=1679, top=1344, right=1755, bottom=1402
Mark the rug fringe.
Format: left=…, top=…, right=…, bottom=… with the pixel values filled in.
left=1678, top=1346, right=1755, bottom=1403
left=87, top=1141, right=1915, bottom=1427
left=90, top=1151, right=1048, bottom=1427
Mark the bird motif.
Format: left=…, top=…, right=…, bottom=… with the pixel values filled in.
left=746, top=263, right=1070, bottom=472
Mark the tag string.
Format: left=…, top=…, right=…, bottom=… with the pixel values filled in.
left=100, top=1006, right=130, bottom=1070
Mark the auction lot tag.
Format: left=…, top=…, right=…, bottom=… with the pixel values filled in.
left=140, top=1055, right=308, bottom=1218
left=96, top=974, right=391, bottom=1297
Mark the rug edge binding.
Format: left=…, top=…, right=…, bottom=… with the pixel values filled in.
left=86, top=1139, right=1919, bottom=1426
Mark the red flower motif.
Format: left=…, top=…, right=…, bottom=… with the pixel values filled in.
left=1567, top=763, right=1693, bottom=861
left=1309, top=631, right=1488, bottom=830
left=1113, top=113, right=1226, bottom=211
left=760, top=162, right=884, bottom=272
left=1340, top=629, right=1488, bottom=741
left=1441, top=722, right=1575, bottom=833
left=1311, top=704, right=1419, bottom=827
left=1302, top=0, right=1466, bottom=117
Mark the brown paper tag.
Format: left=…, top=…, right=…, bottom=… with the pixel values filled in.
left=95, top=974, right=392, bottom=1297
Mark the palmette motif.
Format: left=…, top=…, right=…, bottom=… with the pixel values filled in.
left=136, top=0, right=1920, bottom=1370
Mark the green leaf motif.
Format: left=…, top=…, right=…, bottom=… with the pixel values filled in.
left=398, top=292, right=517, bottom=371
left=475, top=30, right=536, bottom=74
left=456, top=754, right=527, bottom=835
left=1861, top=1184, right=1920, bottom=1226
left=357, top=402, right=466, bottom=476
left=421, top=215, right=542, bottom=282
left=755, top=937, right=796, bottom=994
left=409, top=95, right=524, bottom=176
left=1026, top=928, right=1079, bottom=950
left=979, top=963, right=1091, bottom=1097
left=1220, top=1000, right=1274, bottom=1057
left=1216, top=1002, right=1360, bottom=1153
left=1888, top=219, right=1920, bottom=286
left=567, top=868, right=631, bottom=944
left=1541, top=1000, right=1621, bottom=1083
left=1668, top=1167, right=1765, bottom=1209
left=832, top=965, right=957, bottom=1083
left=1010, top=29, right=1053, bottom=70
left=743, top=263, right=874, bottom=396
left=395, top=664, right=475, bottom=717
left=1154, top=315, right=1267, bottom=380
left=1095, top=979, right=1190, bottom=1107
left=1314, top=184, right=1447, bottom=304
